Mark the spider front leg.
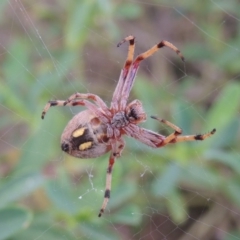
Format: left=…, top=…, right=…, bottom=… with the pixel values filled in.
left=41, top=99, right=109, bottom=123
left=151, top=116, right=216, bottom=147
left=41, top=100, right=85, bottom=119
left=119, top=39, right=185, bottom=109
left=111, top=35, right=135, bottom=110
left=64, top=92, right=111, bottom=116
left=98, top=139, right=125, bottom=217
left=117, top=35, right=135, bottom=78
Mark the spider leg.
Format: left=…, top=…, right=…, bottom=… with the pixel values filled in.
left=150, top=116, right=216, bottom=147
left=41, top=100, right=80, bottom=119
left=98, top=139, right=125, bottom=217
left=117, top=35, right=135, bottom=78
left=125, top=124, right=165, bottom=148
left=41, top=99, right=109, bottom=123
left=133, top=40, right=184, bottom=67
left=169, top=130, right=216, bottom=143
left=125, top=118, right=216, bottom=149
left=150, top=116, right=182, bottom=145
left=111, top=36, right=135, bottom=111
left=64, top=92, right=111, bottom=116
left=119, top=40, right=184, bottom=109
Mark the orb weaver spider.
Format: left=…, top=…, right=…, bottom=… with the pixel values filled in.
left=42, top=35, right=216, bottom=217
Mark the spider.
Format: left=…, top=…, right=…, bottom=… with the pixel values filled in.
left=41, top=35, right=216, bottom=217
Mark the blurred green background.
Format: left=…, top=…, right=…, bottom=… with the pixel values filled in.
left=0, top=0, right=240, bottom=239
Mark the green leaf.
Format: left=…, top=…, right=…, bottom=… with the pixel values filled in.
left=151, top=162, right=181, bottom=197
left=172, top=100, right=193, bottom=133
left=166, top=190, right=187, bottom=223
left=183, top=43, right=212, bottom=60
left=116, top=3, right=142, bottom=19
left=17, top=111, right=65, bottom=171
left=46, top=179, right=79, bottom=215
left=112, top=204, right=142, bottom=226
left=78, top=222, right=120, bottom=240
left=0, top=207, right=32, bottom=240
left=12, top=216, right=76, bottom=240
left=180, top=163, right=222, bottom=190
left=0, top=82, right=31, bottom=120
left=206, top=82, right=240, bottom=134
left=205, top=150, right=240, bottom=175
left=66, top=1, right=95, bottom=49
left=210, top=117, right=239, bottom=148
left=108, top=181, right=137, bottom=209
left=224, top=231, right=240, bottom=240
left=225, top=181, right=240, bottom=208
left=0, top=172, right=45, bottom=209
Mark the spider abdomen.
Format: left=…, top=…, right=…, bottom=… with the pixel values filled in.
left=61, top=110, right=111, bottom=158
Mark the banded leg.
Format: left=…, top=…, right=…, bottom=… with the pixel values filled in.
left=117, top=35, right=135, bottom=78
left=133, top=40, right=184, bottom=67
left=170, top=129, right=216, bottom=143
left=111, top=36, right=135, bottom=110
left=41, top=99, right=109, bottom=123
left=64, top=92, right=111, bottom=116
left=98, top=140, right=125, bottom=217
left=151, top=116, right=182, bottom=146
left=120, top=40, right=184, bottom=109
left=98, top=151, right=115, bottom=217
left=41, top=100, right=83, bottom=119
left=151, top=116, right=216, bottom=147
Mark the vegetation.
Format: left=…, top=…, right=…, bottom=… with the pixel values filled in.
left=0, top=0, right=239, bottom=239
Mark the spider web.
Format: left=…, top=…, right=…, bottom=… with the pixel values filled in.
left=0, top=0, right=240, bottom=239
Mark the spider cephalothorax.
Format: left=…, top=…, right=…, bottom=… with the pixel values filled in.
left=42, top=35, right=216, bottom=217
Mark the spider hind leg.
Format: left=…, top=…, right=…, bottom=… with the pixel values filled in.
left=98, top=153, right=114, bottom=217
left=150, top=116, right=216, bottom=147
left=98, top=140, right=125, bottom=217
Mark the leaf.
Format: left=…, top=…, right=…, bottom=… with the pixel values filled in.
left=0, top=82, right=30, bottom=120
left=17, top=111, right=65, bottom=171
left=151, top=162, right=181, bottom=197
left=108, top=181, right=138, bottom=209
left=205, top=150, right=240, bottom=175
left=116, top=3, right=142, bottom=19
left=210, top=117, right=239, bottom=148
left=0, top=207, right=32, bottom=240
left=46, top=179, right=79, bottom=215
left=112, top=204, right=142, bottom=226
left=65, top=1, right=95, bottom=49
left=225, top=181, right=240, bottom=208
left=78, top=222, right=120, bottom=240
left=11, top=217, right=76, bottom=240
left=179, top=163, right=222, bottom=190
left=0, top=172, right=45, bottom=209
left=206, top=82, right=240, bottom=135
left=166, top=190, right=187, bottom=223
left=172, top=100, right=193, bottom=134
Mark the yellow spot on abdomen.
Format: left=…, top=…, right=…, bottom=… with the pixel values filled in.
left=79, top=141, right=92, bottom=151
left=72, top=128, right=85, bottom=138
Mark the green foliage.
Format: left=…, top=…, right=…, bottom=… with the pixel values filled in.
left=0, top=207, right=32, bottom=240
left=0, top=172, right=45, bottom=209
left=0, top=0, right=239, bottom=239
left=12, top=214, right=76, bottom=240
